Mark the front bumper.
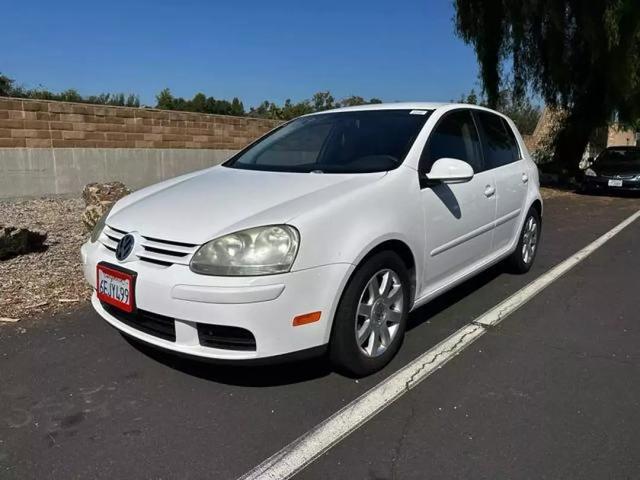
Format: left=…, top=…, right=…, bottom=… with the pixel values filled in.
left=582, top=176, right=640, bottom=191
left=81, top=241, right=353, bottom=361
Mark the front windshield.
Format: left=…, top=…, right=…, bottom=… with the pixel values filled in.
left=224, top=109, right=431, bottom=173
left=596, top=148, right=640, bottom=167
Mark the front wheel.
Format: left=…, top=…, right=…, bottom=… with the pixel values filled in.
left=329, top=251, right=410, bottom=377
left=507, top=207, right=541, bottom=273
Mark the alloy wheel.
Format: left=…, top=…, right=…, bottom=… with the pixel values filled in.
left=355, top=269, right=404, bottom=358
left=521, top=216, right=538, bottom=265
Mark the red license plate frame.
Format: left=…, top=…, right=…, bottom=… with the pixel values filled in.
left=96, top=262, right=137, bottom=313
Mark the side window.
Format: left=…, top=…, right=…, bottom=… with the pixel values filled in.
left=420, top=110, right=483, bottom=174
left=476, top=111, right=521, bottom=169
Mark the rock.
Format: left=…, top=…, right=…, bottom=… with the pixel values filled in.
left=81, top=182, right=130, bottom=231
left=82, top=202, right=113, bottom=231
left=0, top=225, right=48, bottom=260
left=82, top=182, right=130, bottom=206
left=0, top=317, right=20, bottom=323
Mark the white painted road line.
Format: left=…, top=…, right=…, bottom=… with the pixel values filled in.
left=239, top=325, right=486, bottom=480
left=238, top=209, right=640, bottom=480
left=475, top=208, right=640, bottom=327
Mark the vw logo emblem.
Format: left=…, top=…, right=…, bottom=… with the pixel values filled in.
left=116, top=234, right=135, bottom=261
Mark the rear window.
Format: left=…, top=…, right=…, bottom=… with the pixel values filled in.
left=476, top=111, right=520, bottom=169
left=224, top=110, right=431, bottom=173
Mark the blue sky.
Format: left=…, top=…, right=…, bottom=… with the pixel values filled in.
left=1, top=0, right=481, bottom=108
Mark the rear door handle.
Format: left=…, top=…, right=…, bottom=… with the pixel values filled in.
left=484, top=185, right=496, bottom=197
left=522, top=173, right=529, bottom=183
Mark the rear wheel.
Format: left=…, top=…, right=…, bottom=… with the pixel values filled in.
left=329, top=251, right=410, bottom=377
left=507, top=207, right=541, bottom=273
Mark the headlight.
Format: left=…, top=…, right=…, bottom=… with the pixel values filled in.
left=190, top=225, right=300, bottom=276
left=585, top=168, right=597, bottom=177
left=90, top=205, right=113, bottom=243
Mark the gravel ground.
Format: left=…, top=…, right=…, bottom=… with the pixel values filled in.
left=0, top=197, right=91, bottom=322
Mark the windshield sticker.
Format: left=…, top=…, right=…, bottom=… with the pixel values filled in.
left=410, top=110, right=428, bottom=115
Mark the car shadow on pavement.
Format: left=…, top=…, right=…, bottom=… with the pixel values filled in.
left=123, top=335, right=333, bottom=387
left=407, top=263, right=504, bottom=332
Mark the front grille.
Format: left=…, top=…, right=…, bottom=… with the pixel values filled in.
left=101, top=302, right=176, bottom=341
left=100, top=226, right=199, bottom=267
left=601, top=174, right=636, bottom=180
left=197, top=323, right=257, bottom=351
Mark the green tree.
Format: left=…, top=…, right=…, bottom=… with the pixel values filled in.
left=0, top=73, right=15, bottom=96
left=0, top=71, right=137, bottom=106
left=495, top=90, right=541, bottom=136
left=456, top=88, right=479, bottom=105
left=454, top=0, right=640, bottom=167
left=155, top=88, right=175, bottom=110
left=59, top=89, right=83, bottom=102
left=280, top=99, right=313, bottom=120
left=312, top=91, right=335, bottom=111
left=230, top=97, right=245, bottom=116
left=249, top=101, right=282, bottom=119
left=339, top=95, right=367, bottom=107
left=338, top=95, right=386, bottom=108
left=190, top=92, right=207, bottom=112
left=153, top=88, right=387, bottom=119
left=125, top=94, right=140, bottom=107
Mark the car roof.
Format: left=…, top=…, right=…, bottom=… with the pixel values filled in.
left=307, top=102, right=500, bottom=116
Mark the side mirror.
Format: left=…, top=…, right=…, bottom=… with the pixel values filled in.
left=425, top=158, right=474, bottom=184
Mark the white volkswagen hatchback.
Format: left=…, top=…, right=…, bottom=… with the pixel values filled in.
left=82, top=103, right=541, bottom=376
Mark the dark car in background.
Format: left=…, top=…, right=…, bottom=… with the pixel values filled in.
left=581, top=146, right=640, bottom=193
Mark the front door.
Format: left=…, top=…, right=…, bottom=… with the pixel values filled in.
left=418, top=109, right=497, bottom=294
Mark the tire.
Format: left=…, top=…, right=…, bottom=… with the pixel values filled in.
left=578, top=183, right=592, bottom=195
left=329, top=251, right=410, bottom=377
left=507, top=207, right=541, bottom=274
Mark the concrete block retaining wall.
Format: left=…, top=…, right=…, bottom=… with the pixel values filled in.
left=0, top=97, right=281, bottom=199
left=0, top=148, right=237, bottom=199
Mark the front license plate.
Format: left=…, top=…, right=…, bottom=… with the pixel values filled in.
left=97, top=263, right=135, bottom=313
left=608, top=179, right=623, bottom=187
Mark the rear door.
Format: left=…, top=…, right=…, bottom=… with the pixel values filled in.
left=419, top=109, right=497, bottom=292
left=474, top=111, right=528, bottom=253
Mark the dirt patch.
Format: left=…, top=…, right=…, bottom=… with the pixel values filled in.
left=0, top=198, right=92, bottom=321
left=540, top=187, right=577, bottom=200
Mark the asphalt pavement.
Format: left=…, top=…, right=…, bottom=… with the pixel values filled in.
left=1, top=190, right=639, bottom=480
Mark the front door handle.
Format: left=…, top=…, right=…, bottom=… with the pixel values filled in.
left=522, top=173, right=529, bottom=183
left=484, top=185, right=496, bottom=197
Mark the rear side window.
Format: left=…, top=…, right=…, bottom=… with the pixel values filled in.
left=420, top=110, right=483, bottom=173
left=475, top=111, right=521, bottom=169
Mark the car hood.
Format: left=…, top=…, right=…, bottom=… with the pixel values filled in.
left=594, top=163, right=640, bottom=176
left=107, top=166, right=386, bottom=244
